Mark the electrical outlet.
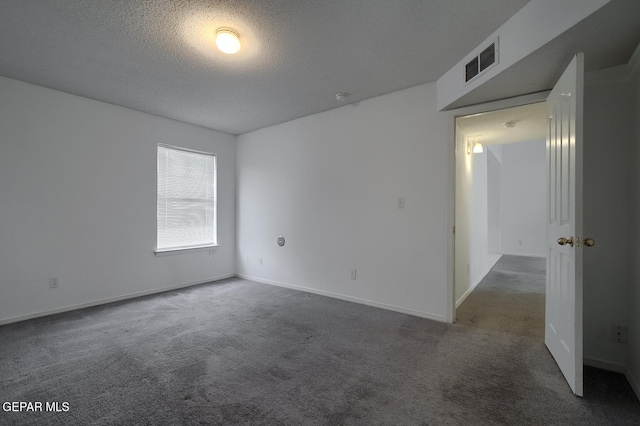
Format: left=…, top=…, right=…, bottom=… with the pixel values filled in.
left=397, top=197, right=405, bottom=209
left=612, top=325, right=628, bottom=344
left=49, top=277, right=59, bottom=289
left=350, top=269, right=357, bottom=280
left=259, top=257, right=263, bottom=265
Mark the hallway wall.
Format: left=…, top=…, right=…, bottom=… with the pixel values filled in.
left=498, top=140, right=546, bottom=257
left=583, top=72, right=632, bottom=370
left=454, top=129, right=500, bottom=307
left=626, top=49, right=640, bottom=396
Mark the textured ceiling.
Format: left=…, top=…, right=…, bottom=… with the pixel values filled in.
left=1, top=1, right=638, bottom=135
left=0, top=0, right=530, bottom=135
left=457, top=102, right=547, bottom=146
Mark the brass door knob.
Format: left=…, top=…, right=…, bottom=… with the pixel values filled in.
left=557, top=237, right=574, bottom=247
left=584, top=238, right=595, bottom=247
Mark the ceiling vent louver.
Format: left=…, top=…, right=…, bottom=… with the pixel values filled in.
left=464, top=38, right=498, bottom=84
left=465, top=57, right=479, bottom=82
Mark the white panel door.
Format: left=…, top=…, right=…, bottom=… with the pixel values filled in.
left=545, top=53, right=584, bottom=396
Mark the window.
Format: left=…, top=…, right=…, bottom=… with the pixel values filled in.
left=156, top=144, right=217, bottom=253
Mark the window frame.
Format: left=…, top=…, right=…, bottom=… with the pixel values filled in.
left=155, top=143, right=218, bottom=256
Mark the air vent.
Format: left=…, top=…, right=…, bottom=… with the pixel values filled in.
left=480, top=43, right=496, bottom=71
left=465, top=57, right=479, bottom=82
left=464, top=38, right=499, bottom=84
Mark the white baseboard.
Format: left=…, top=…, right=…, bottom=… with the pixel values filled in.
left=499, top=251, right=545, bottom=258
left=625, top=366, right=640, bottom=401
left=236, top=273, right=448, bottom=323
left=583, top=357, right=640, bottom=401
left=455, top=255, right=502, bottom=309
left=583, top=357, right=625, bottom=373
left=455, top=282, right=478, bottom=309
left=0, top=273, right=236, bottom=326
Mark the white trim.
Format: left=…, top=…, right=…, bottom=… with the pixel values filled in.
left=447, top=91, right=551, bottom=325
left=157, top=143, right=215, bottom=157
left=625, top=366, right=640, bottom=401
left=446, top=116, right=457, bottom=323
left=236, top=274, right=449, bottom=323
left=625, top=42, right=640, bottom=403
left=155, top=245, right=219, bottom=256
left=583, top=357, right=625, bottom=373
left=447, top=91, right=549, bottom=119
left=0, top=274, right=235, bottom=326
left=498, top=251, right=545, bottom=258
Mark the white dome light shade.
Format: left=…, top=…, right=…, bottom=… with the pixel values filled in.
left=215, top=28, right=241, bottom=54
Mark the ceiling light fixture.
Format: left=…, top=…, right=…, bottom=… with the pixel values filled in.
left=216, top=28, right=241, bottom=54
left=335, top=92, right=349, bottom=102
left=504, top=120, right=517, bottom=128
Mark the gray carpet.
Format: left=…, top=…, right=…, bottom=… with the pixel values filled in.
left=1, top=255, right=639, bottom=425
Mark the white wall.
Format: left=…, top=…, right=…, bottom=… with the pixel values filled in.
left=454, top=130, right=499, bottom=307
left=487, top=147, right=502, bottom=254
left=626, top=52, right=640, bottom=396
left=0, top=76, right=236, bottom=324
left=499, top=140, right=546, bottom=257
left=582, top=74, right=631, bottom=369
left=455, top=126, right=471, bottom=304
left=236, top=83, right=451, bottom=321
left=469, top=146, right=492, bottom=285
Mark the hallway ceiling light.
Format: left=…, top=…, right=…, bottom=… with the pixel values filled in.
left=473, top=142, right=484, bottom=153
left=504, top=120, right=517, bottom=128
left=335, top=92, right=349, bottom=102
left=216, top=28, right=241, bottom=54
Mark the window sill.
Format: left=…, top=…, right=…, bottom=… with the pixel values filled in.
left=154, top=245, right=219, bottom=257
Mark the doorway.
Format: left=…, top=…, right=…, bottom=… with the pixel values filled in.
left=453, top=102, right=548, bottom=317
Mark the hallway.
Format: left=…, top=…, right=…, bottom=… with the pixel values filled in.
left=457, top=255, right=545, bottom=337
left=456, top=255, right=639, bottom=412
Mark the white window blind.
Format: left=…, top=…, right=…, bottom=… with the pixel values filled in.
left=157, top=145, right=217, bottom=252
